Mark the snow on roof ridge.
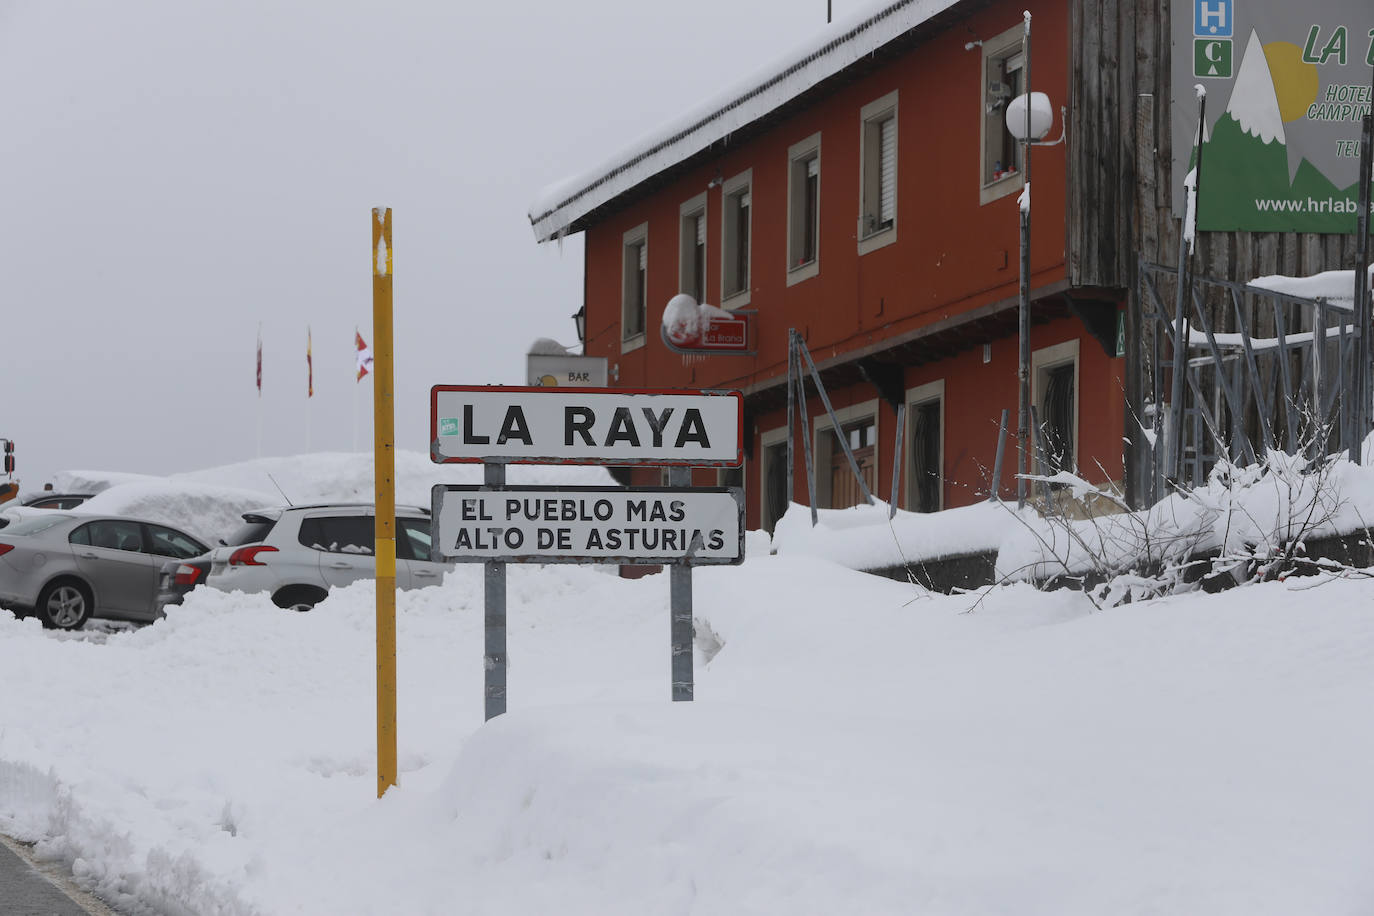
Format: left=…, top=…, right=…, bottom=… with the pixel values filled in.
left=527, top=0, right=959, bottom=242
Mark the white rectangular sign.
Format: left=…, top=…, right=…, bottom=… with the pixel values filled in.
left=430, top=386, right=743, bottom=465
left=526, top=353, right=608, bottom=388
left=433, top=486, right=744, bottom=564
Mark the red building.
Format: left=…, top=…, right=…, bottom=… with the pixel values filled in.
left=526, top=0, right=1365, bottom=530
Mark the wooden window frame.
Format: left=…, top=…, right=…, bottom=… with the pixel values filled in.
left=858, top=90, right=898, bottom=255
left=678, top=192, right=708, bottom=304
left=720, top=169, right=752, bottom=308
left=979, top=22, right=1027, bottom=206
left=621, top=222, right=648, bottom=353
left=786, top=132, right=821, bottom=286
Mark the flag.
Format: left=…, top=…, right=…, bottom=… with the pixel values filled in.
left=356, top=329, right=373, bottom=381
left=307, top=327, right=313, bottom=398
left=256, top=325, right=262, bottom=395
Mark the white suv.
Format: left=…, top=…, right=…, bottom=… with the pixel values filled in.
left=205, top=504, right=449, bottom=610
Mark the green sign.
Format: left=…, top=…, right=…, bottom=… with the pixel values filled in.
left=1172, top=1, right=1374, bottom=233
left=439, top=417, right=459, bottom=437
left=1195, top=39, right=1235, bottom=78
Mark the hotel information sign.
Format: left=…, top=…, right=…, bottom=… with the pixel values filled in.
left=430, top=386, right=743, bottom=466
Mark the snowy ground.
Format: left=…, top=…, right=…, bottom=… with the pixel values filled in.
left=1, top=454, right=1372, bottom=914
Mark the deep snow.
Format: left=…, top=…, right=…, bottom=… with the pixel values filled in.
left=1, top=453, right=1372, bottom=915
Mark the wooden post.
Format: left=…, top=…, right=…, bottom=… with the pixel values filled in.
left=372, top=207, right=397, bottom=798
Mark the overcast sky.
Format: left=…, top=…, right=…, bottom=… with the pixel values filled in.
left=0, top=0, right=864, bottom=487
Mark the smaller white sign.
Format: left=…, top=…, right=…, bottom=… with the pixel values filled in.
left=433, top=486, right=744, bottom=564
left=527, top=353, right=608, bottom=388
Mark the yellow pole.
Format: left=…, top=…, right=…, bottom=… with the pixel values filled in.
left=372, top=207, right=397, bottom=797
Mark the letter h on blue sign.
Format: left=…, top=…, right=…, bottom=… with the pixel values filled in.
left=1194, top=0, right=1232, bottom=38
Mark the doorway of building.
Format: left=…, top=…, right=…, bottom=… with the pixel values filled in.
left=763, top=441, right=789, bottom=532
left=829, top=420, right=876, bottom=509
left=1041, top=363, right=1075, bottom=474
left=910, top=399, right=942, bottom=512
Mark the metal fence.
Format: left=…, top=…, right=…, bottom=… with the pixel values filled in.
left=1139, top=259, right=1369, bottom=504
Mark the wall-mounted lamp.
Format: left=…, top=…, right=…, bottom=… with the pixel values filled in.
left=571, top=305, right=586, bottom=347
left=706, top=171, right=724, bottom=189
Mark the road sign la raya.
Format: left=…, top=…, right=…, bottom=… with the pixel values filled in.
left=430, top=386, right=743, bottom=466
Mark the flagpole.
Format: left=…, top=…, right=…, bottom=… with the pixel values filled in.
left=256, top=322, right=263, bottom=459
left=353, top=326, right=359, bottom=451
left=306, top=326, right=313, bottom=454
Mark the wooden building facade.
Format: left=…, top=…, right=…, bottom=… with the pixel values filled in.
left=528, top=0, right=1368, bottom=528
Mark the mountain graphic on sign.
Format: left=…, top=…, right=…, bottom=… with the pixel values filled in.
left=1197, top=29, right=1352, bottom=233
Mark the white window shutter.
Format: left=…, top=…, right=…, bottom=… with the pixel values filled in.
left=695, top=213, right=705, bottom=245
left=806, top=156, right=819, bottom=178
left=638, top=243, right=646, bottom=270
left=879, top=117, right=896, bottom=224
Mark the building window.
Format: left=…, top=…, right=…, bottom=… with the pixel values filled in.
left=904, top=380, right=944, bottom=512
left=858, top=91, right=898, bottom=254
left=721, top=169, right=751, bottom=306
left=678, top=193, right=707, bottom=304
left=621, top=223, right=648, bottom=349
left=786, top=132, right=821, bottom=285
left=1032, top=340, right=1079, bottom=477
left=979, top=22, right=1026, bottom=205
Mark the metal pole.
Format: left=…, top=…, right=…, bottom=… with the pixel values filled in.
left=371, top=207, right=397, bottom=797
left=990, top=408, right=1009, bottom=501
left=1353, top=106, right=1373, bottom=463
left=799, top=363, right=819, bottom=527
left=1313, top=304, right=1327, bottom=459
left=484, top=462, right=508, bottom=720
left=786, top=332, right=796, bottom=510
left=1016, top=12, right=1032, bottom=509
left=889, top=402, right=906, bottom=518
left=1170, top=89, right=1207, bottom=480
left=669, top=465, right=694, bottom=701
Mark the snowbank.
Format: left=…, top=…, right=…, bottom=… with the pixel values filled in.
left=771, top=498, right=1009, bottom=569
left=1, top=554, right=1370, bottom=914
left=0, top=452, right=1371, bottom=914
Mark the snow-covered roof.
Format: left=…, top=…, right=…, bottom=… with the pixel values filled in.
left=527, top=0, right=963, bottom=243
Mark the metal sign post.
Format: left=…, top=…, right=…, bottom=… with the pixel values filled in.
left=483, top=462, right=507, bottom=721
left=669, top=466, right=695, bottom=701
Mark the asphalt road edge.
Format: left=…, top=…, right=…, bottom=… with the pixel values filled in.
left=0, top=832, right=125, bottom=915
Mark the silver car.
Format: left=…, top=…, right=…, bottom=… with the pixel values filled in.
left=204, top=504, right=448, bottom=611
left=0, top=513, right=210, bottom=629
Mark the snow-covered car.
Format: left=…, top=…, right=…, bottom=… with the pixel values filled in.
left=154, top=554, right=212, bottom=614
left=204, top=504, right=448, bottom=611
left=0, top=492, right=96, bottom=529
left=0, top=512, right=210, bottom=629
